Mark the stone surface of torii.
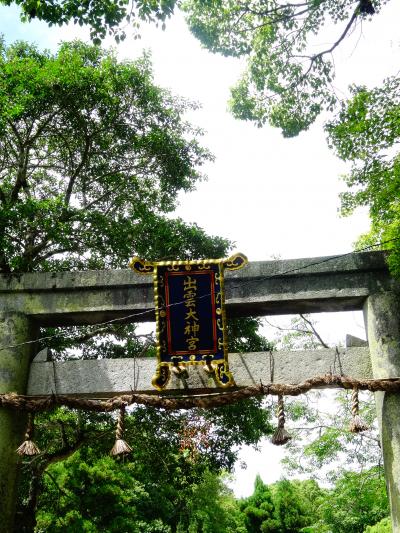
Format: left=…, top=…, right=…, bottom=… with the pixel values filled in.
left=27, top=348, right=372, bottom=397
left=0, top=250, right=399, bottom=532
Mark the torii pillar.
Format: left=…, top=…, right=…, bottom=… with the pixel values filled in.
left=0, top=314, right=36, bottom=530
left=365, top=291, right=400, bottom=530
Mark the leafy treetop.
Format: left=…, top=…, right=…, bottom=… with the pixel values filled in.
left=0, top=1, right=391, bottom=136
left=184, top=0, right=387, bottom=136
left=326, top=76, right=400, bottom=275
left=0, top=38, right=225, bottom=273
left=0, top=0, right=177, bottom=44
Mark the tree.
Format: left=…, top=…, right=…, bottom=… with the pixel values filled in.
left=24, top=403, right=272, bottom=532
left=239, top=477, right=326, bottom=532
left=0, top=38, right=221, bottom=274
left=35, top=451, right=171, bottom=532
left=364, top=517, right=392, bottom=533
left=0, top=0, right=178, bottom=44
left=320, top=468, right=390, bottom=533
left=1, top=1, right=391, bottom=136
left=266, top=314, right=390, bottom=532
left=273, top=479, right=312, bottom=532
left=184, top=0, right=387, bottom=137
left=326, top=77, right=400, bottom=276
left=240, top=475, right=280, bottom=532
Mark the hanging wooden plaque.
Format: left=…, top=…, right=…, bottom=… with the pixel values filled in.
left=129, top=253, right=247, bottom=390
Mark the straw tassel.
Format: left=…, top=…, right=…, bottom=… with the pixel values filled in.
left=110, top=404, right=132, bottom=456
left=16, top=413, right=41, bottom=456
left=272, top=395, right=292, bottom=446
left=349, top=388, right=369, bottom=433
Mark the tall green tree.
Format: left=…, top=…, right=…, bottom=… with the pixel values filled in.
left=364, top=517, right=392, bottom=533
left=240, top=475, right=280, bottom=532
left=31, top=410, right=251, bottom=532
left=1, top=37, right=276, bottom=531
left=273, top=479, right=311, bottom=532
left=320, top=468, right=390, bottom=533
left=0, top=38, right=222, bottom=274
left=0, top=38, right=274, bottom=531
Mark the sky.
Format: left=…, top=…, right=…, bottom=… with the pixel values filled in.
left=1, top=1, right=398, bottom=496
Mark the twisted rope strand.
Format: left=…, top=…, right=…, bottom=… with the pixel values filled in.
left=349, top=387, right=369, bottom=433
left=277, top=395, right=285, bottom=428
left=110, top=403, right=132, bottom=456
left=272, top=394, right=292, bottom=446
left=3, top=374, right=400, bottom=413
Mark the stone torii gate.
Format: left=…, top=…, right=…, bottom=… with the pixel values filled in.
left=1, top=251, right=399, bottom=531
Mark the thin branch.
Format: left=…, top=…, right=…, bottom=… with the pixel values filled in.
left=265, top=318, right=314, bottom=336
left=44, top=470, right=70, bottom=497
left=294, top=6, right=359, bottom=86
left=64, top=135, right=92, bottom=206
left=299, top=314, right=330, bottom=348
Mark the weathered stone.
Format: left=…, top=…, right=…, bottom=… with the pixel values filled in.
left=27, top=348, right=372, bottom=397
left=364, top=292, right=400, bottom=531
left=0, top=313, right=36, bottom=533
left=345, top=334, right=368, bottom=347
left=0, top=251, right=395, bottom=326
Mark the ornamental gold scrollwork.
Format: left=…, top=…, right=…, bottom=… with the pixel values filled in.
left=215, top=362, right=235, bottom=387
left=128, top=256, right=155, bottom=274
left=223, top=253, right=248, bottom=271
left=152, top=364, right=171, bottom=391
left=159, top=319, right=166, bottom=334
left=197, top=263, right=211, bottom=270
left=167, top=265, right=180, bottom=272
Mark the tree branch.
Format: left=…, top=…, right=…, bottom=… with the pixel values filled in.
left=299, top=314, right=330, bottom=349
left=64, top=134, right=92, bottom=206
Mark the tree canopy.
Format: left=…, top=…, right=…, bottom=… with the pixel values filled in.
left=0, top=0, right=177, bottom=43
left=0, top=38, right=228, bottom=273
left=1, top=1, right=392, bottom=136
left=326, top=77, right=400, bottom=275
left=184, top=0, right=386, bottom=136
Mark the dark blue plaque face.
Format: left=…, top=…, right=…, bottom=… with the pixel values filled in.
left=155, top=263, right=225, bottom=365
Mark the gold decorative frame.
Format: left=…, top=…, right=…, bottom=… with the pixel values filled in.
left=129, top=253, right=248, bottom=390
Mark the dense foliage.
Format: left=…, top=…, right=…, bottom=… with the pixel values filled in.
left=1, top=1, right=392, bottom=136
left=0, top=0, right=177, bottom=43
left=326, top=77, right=400, bottom=275
left=0, top=38, right=225, bottom=273
left=30, top=408, right=268, bottom=532
left=236, top=471, right=389, bottom=533
left=184, top=0, right=388, bottom=136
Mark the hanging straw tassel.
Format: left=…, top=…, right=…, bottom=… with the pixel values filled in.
left=272, top=395, right=292, bottom=446
left=349, top=388, right=369, bottom=433
left=16, top=413, right=41, bottom=456
left=110, top=404, right=132, bottom=456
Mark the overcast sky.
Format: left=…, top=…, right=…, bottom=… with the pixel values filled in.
left=1, top=1, right=398, bottom=496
